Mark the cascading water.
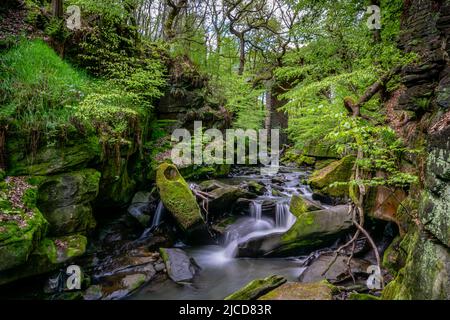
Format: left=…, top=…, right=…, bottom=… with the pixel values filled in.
left=275, top=202, right=296, bottom=228
left=217, top=199, right=296, bottom=261
left=139, top=201, right=165, bottom=240
left=250, top=201, right=262, bottom=221
left=152, top=201, right=164, bottom=229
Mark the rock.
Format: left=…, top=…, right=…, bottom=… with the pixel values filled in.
left=289, top=195, right=322, bottom=216
left=382, top=230, right=450, bottom=300
left=298, top=253, right=371, bottom=283
left=131, top=191, right=151, bottom=204
left=0, top=177, right=48, bottom=272
left=199, top=180, right=256, bottom=215
left=237, top=205, right=353, bottom=257
left=348, top=293, right=380, bottom=300
left=37, top=169, right=100, bottom=236
left=7, top=141, right=101, bottom=176
left=225, top=275, right=286, bottom=300
left=154, top=263, right=165, bottom=272
left=0, top=234, right=87, bottom=286
left=308, top=155, right=355, bottom=198
left=258, top=281, right=334, bottom=300
left=83, top=285, right=103, bottom=300
left=88, top=247, right=159, bottom=300
left=160, top=248, right=200, bottom=283
left=271, top=189, right=284, bottom=197
left=245, top=181, right=266, bottom=195
left=179, top=164, right=231, bottom=180
left=271, top=176, right=284, bottom=184
left=156, top=163, right=202, bottom=232
left=101, top=273, right=150, bottom=300
left=127, top=203, right=151, bottom=227
left=96, top=157, right=136, bottom=208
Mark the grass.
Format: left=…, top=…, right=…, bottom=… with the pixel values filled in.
left=0, top=39, right=91, bottom=145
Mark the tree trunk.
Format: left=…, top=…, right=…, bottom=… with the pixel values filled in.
left=51, top=0, right=63, bottom=18
left=238, top=35, right=245, bottom=75
left=163, top=0, right=187, bottom=41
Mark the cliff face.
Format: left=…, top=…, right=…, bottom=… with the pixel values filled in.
left=383, top=0, right=450, bottom=299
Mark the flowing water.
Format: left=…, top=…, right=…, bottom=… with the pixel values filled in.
left=131, top=166, right=320, bottom=300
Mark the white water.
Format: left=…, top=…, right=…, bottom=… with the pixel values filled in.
left=151, top=201, right=164, bottom=229
left=250, top=201, right=262, bottom=221
left=215, top=199, right=297, bottom=262
left=139, top=201, right=165, bottom=240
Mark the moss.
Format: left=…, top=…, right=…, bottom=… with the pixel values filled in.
left=7, top=140, right=101, bottom=176
left=156, top=163, right=202, bottom=232
left=0, top=177, right=48, bottom=271
left=0, top=234, right=87, bottom=286
left=348, top=293, right=380, bottom=300
left=281, top=212, right=317, bottom=243
left=382, top=236, right=405, bottom=276
left=308, top=155, right=355, bottom=198
left=258, top=281, right=334, bottom=300
left=289, top=195, right=308, bottom=218
left=382, top=229, right=450, bottom=300
left=225, top=275, right=286, bottom=300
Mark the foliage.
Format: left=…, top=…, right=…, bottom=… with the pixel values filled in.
left=327, top=117, right=419, bottom=189
left=0, top=39, right=89, bottom=149
left=276, top=0, right=414, bottom=149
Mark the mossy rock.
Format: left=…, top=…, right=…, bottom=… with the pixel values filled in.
left=0, top=234, right=87, bottom=286
left=37, top=169, right=101, bottom=208
left=382, top=236, right=405, bottom=276
left=96, top=158, right=136, bottom=208
left=237, top=205, right=353, bottom=257
left=156, top=163, right=202, bottom=232
left=7, top=138, right=100, bottom=176
left=36, top=169, right=100, bottom=235
left=258, top=281, right=334, bottom=300
left=179, top=164, right=231, bottom=180
left=280, top=205, right=353, bottom=252
left=0, top=177, right=48, bottom=272
left=308, top=155, right=355, bottom=198
left=225, top=275, right=286, bottom=300
left=289, top=195, right=322, bottom=217
left=348, top=293, right=380, bottom=300
left=382, top=230, right=450, bottom=300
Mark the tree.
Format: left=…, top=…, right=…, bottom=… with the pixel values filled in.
left=164, top=0, right=188, bottom=40
left=51, top=0, right=63, bottom=18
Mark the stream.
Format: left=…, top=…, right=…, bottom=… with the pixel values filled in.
left=131, top=167, right=324, bottom=300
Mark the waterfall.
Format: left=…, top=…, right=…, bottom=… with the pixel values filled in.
left=275, top=202, right=296, bottom=229
left=138, top=201, right=165, bottom=240
left=250, top=201, right=262, bottom=221
left=151, top=201, right=164, bottom=229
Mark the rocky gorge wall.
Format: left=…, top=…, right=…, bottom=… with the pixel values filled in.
left=382, top=0, right=450, bottom=299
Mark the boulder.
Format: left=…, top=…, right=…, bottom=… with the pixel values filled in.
left=382, top=230, right=450, bottom=300
left=245, top=181, right=267, bottom=195
left=289, top=195, right=322, bottom=216
left=0, top=177, right=48, bottom=272
left=37, top=169, right=100, bottom=236
left=127, top=191, right=153, bottom=227
left=7, top=140, right=101, bottom=176
left=299, top=253, right=371, bottom=283
left=156, top=163, right=202, bottom=232
left=237, top=205, right=353, bottom=257
left=199, top=180, right=256, bottom=215
left=0, top=234, right=87, bottom=286
left=225, top=275, right=286, bottom=300
left=160, top=248, right=200, bottom=283
left=308, top=155, right=355, bottom=198
left=85, top=248, right=162, bottom=300
left=258, top=281, right=335, bottom=300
